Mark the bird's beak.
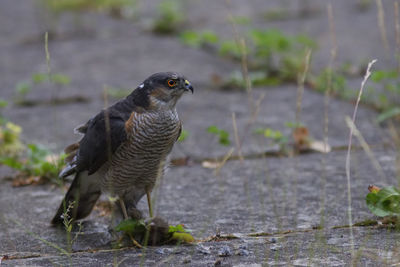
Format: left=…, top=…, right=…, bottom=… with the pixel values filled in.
left=184, top=79, right=194, bottom=93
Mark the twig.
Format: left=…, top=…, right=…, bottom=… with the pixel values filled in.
left=215, top=148, right=235, bottom=176
left=232, top=112, right=243, bottom=162
left=345, top=117, right=386, bottom=182
left=395, top=1, right=400, bottom=73
left=295, top=48, right=312, bottom=124
left=345, top=59, right=377, bottom=258
left=319, top=2, right=337, bottom=228
left=375, top=0, right=389, bottom=55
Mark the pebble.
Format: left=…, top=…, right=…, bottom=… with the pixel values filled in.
left=197, top=244, right=212, bottom=255
left=270, top=244, right=282, bottom=251
left=237, top=248, right=250, bottom=256
left=182, top=256, right=191, bottom=264
left=155, top=248, right=172, bottom=255
left=236, top=244, right=250, bottom=256
left=218, top=245, right=232, bottom=257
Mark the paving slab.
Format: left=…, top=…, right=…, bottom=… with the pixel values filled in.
left=3, top=227, right=400, bottom=266
left=1, top=149, right=398, bottom=266
left=1, top=1, right=399, bottom=266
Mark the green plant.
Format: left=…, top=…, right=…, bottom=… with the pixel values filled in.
left=0, top=98, right=8, bottom=125
left=311, top=69, right=354, bottom=99
left=0, top=122, right=24, bottom=157
left=218, top=40, right=243, bottom=60
left=366, top=186, right=400, bottom=217
left=248, top=29, right=315, bottom=78
left=0, top=143, right=65, bottom=183
left=14, top=72, right=71, bottom=105
left=179, top=28, right=315, bottom=88
left=312, top=67, right=400, bottom=122
left=222, top=70, right=282, bottom=90
left=254, top=127, right=289, bottom=151
left=369, top=69, right=400, bottom=121
left=177, top=129, right=188, bottom=142
left=167, top=224, right=194, bottom=243
left=377, top=107, right=400, bottom=123
left=115, top=219, right=194, bottom=245
left=15, top=82, right=32, bottom=104
left=180, top=30, right=219, bottom=48
left=207, top=126, right=231, bottom=146
left=152, top=0, right=185, bottom=34
left=42, top=0, right=136, bottom=16
left=61, top=201, right=82, bottom=253
left=219, top=29, right=315, bottom=88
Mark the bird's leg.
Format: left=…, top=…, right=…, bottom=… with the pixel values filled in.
left=146, top=188, right=153, bottom=218
left=119, top=198, right=142, bottom=249
left=119, top=198, right=129, bottom=219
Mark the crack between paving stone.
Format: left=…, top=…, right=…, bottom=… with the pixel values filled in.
left=171, top=142, right=391, bottom=167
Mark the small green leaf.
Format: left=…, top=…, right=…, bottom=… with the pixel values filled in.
left=15, top=82, right=31, bottom=95
left=377, top=107, right=400, bottom=123
left=52, top=73, right=71, bottom=85
left=0, top=156, right=24, bottom=170
left=207, top=125, right=219, bottom=134
left=207, top=126, right=230, bottom=146
left=366, top=186, right=400, bottom=217
left=219, top=41, right=242, bottom=58
left=115, top=219, right=146, bottom=235
left=285, top=121, right=304, bottom=129
left=371, top=70, right=398, bottom=82
left=218, top=130, right=230, bottom=146
left=201, top=31, right=219, bottom=44
left=171, top=232, right=195, bottom=243
left=168, top=224, right=194, bottom=243
left=32, top=73, right=49, bottom=84
left=253, top=128, right=265, bottom=135
left=180, top=31, right=201, bottom=47
left=178, top=129, right=188, bottom=142
left=168, top=224, right=187, bottom=233
left=0, top=99, right=8, bottom=108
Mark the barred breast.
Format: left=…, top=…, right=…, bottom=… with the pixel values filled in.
left=101, top=109, right=181, bottom=196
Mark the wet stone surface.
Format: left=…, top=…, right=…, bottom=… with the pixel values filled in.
left=0, top=0, right=399, bottom=266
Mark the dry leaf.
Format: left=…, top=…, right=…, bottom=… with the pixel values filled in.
left=309, top=140, right=331, bottom=153
left=170, top=157, right=191, bottom=166
left=12, top=174, right=42, bottom=187
left=202, top=161, right=219, bottom=169
left=94, top=200, right=113, bottom=217
left=292, top=126, right=310, bottom=150
left=368, top=185, right=381, bottom=193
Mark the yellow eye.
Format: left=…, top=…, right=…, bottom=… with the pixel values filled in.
left=167, top=79, right=176, bottom=88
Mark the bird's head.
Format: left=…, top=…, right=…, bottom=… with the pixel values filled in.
left=134, top=72, right=193, bottom=110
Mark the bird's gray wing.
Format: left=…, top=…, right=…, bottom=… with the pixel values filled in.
left=76, top=110, right=129, bottom=175
left=60, top=108, right=133, bottom=178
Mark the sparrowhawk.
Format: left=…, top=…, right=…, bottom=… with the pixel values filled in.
left=51, top=72, right=193, bottom=225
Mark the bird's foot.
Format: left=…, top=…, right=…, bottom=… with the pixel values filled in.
left=127, top=206, right=143, bottom=220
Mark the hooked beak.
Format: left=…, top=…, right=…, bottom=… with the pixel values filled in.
left=184, top=79, right=194, bottom=93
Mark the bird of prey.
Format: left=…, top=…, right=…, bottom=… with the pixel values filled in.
left=52, top=72, right=193, bottom=225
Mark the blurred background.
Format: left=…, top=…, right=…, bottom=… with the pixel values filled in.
left=1, top=0, right=399, bottom=162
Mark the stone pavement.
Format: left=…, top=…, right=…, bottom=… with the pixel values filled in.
left=1, top=1, right=399, bottom=266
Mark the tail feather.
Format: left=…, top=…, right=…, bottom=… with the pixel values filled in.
left=51, top=171, right=101, bottom=225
